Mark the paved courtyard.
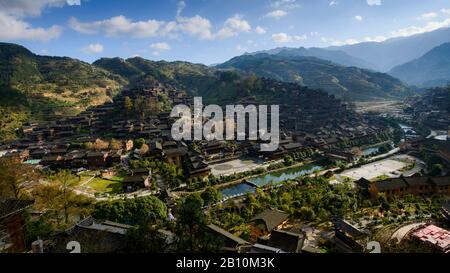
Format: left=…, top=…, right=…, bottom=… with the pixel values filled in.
left=340, top=155, right=420, bottom=181
left=210, top=158, right=266, bottom=177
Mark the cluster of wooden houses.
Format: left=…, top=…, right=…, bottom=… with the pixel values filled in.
left=356, top=175, right=450, bottom=200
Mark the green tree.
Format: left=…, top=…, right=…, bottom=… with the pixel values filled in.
left=0, top=156, right=40, bottom=199
left=93, top=196, right=167, bottom=225
left=299, top=206, right=314, bottom=221
left=124, top=96, right=133, bottom=115
left=50, top=170, right=81, bottom=224
left=201, top=187, right=222, bottom=206
left=134, top=138, right=146, bottom=149
left=176, top=194, right=207, bottom=252
left=124, top=220, right=167, bottom=253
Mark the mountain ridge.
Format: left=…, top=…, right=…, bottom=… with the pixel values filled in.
left=245, top=46, right=376, bottom=70
left=217, top=53, right=412, bottom=101
left=328, top=27, right=450, bottom=72
left=389, top=42, right=450, bottom=87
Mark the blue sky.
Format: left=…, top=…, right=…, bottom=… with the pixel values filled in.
left=1, top=0, right=450, bottom=64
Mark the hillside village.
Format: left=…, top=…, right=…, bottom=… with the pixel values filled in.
left=1, top=77, right=449, bottom=253
left=1, top=2, right=450, bottom=254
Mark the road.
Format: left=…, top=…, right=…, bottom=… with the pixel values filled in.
left=391, top=222, right=425, bottom=243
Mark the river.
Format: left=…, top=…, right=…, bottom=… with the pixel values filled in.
left=219, top=164, right=323, bottom=200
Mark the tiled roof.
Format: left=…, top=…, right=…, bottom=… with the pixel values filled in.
left=207, top=224, right=249, bottom=245
left=250, top=209, right=289, bottom=231
left=0, top=197, right=34, bottom=220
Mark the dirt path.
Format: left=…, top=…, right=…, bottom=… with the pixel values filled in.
left=391, top=222, right=425, bottom=243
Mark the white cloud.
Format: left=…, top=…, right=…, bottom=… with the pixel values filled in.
left=0, top=11, right=62, bottom=41
left=177, top=1, right=186, bottom=17
left=328, top=0, right=339, bottom=7
left=66, top=0, right=80, bottom=5
left=329, top=1, right=338, bottom=6
left=150, top=42, right=171, bottom=51
left=0, top=0, right=80, bottom=42
left=364, top=35, right=387, bottom=42
left=176, top=15, right=213, bottom=39
left=390, top=18, right=450, bottom=38
left=264, top=10, right=287, bottom=19
left=0, top=0, right=80, bottom=17
left=417, top=12, right=438, bottom=21
left=255, top=26, right=266, bottom=34
left=215, top=15, right=251, bottom=39
left=270, top=0, right=299, bottom=10
left=150, top=42, right=171, bottom=56
left=366, top=0, right=381, bottom=6
left=69, top=16, right=165, bottom=38
left=331, top=38, right=359, bottom=46
left=82, top=43, right=104, bottom=54
left=355, top=15, right=363, bottom=21
left=271, top=32, right=307, bottom=43
left=441, top=8, right=450, bottom=15
left=71, top=13, right=252, bottom=41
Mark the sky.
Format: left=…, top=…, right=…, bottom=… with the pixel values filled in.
left=1, top=0, right=450, bottom=64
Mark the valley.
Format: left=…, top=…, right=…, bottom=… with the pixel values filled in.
left=1, top=25, right=449, bottom=255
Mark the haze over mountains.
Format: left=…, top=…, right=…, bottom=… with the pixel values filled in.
left=247, top=47, right=376, bottom=70
left=389, top=43, right=450, bottom=87
left=236, top=27, right=450, bottom=90
left=218, top=53, right=410, bottom=101
left=328, top=27, right=450, bottom=72
left=1, top=25, right=450, bottom=140
left=0, top=42, right=352, bottom=141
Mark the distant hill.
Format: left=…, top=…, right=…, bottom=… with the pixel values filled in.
left=217, top=53, right=411, bottom=101
left=247, top=47, right=376, bottom=70
left=389, top=43, right=450, bottom=87
left=329, top=27, right=450, bottom=72
left=0, top=42, right=126, bottom=141
left=94, top=57, right=219, bottom=99
left=0, top=43, right=410, bottom=142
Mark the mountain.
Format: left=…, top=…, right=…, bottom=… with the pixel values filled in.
left=389, top=43, right=450, bottom=87
left=217, top=53, right=411, bottom=101
left=329, top=27, right=450, bottom=72
left=247, top=47, right=376, bottom=70
left=94, top=57, right=219, bottom=99
left=0, top=43, right=126, bottom=141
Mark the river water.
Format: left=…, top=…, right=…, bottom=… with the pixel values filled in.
left=220, top=164, right=322, bottom=200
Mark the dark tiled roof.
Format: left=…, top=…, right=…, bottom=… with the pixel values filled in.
left=403, top=177, right=433, bottom=187
left=164, top=147, right=188, bottom=157
left=250, top=209, right=289, bottom=231
left=123, top=175, right=148, bottom=183
left=0, top=197, right=34, bottom=220
left=268, top=229, right=304, bottom=253
left=283, top=143, right=302, bottom=150
left=431, top=177, right=450, bottom=186
left=374, top=179, right=408, bottom=191
left=355, top=178, right=371, bottom=189
left=207, top=224, right=249, bottom=245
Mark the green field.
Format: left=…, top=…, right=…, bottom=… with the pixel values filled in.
left=85, top=176, right=123, bottom=194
